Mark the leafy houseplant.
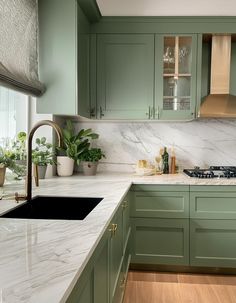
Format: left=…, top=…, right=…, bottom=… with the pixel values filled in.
left=57, top=120, right=98, bottom=177
left=12, top=132, right=27, bottom=162
left=80, top=148, right=105, bottom=176
left=10, top=131, right=27, bottom=178
left=0, top=147, right=22, bottom=185
left=32, top=137, right=55, bottom=179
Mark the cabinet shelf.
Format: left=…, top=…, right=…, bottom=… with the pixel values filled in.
left=163, top=73, right=191, bottom=77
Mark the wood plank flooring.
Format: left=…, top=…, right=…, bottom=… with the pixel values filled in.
left=123, top=271, right=236, bottom=303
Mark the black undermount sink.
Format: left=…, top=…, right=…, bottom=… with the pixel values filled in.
left=0, top=196, right=103, bottom=220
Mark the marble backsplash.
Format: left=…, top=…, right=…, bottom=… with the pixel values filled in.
left=56, top=117, right=236, bottom=172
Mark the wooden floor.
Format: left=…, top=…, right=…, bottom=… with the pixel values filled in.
left=123, top=271, right=236, bottom=303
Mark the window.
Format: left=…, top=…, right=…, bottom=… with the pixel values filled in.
left=0, top=86, right=28, bottom=148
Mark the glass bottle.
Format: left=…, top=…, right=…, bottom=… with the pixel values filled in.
left=162, top=147, right=169, bottom=174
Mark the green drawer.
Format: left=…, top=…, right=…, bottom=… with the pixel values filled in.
left=132, top=184, right=189, bottom=192
left=131, top=218, right=189, bottom=266
left=190, top=185, right=236, bottom=192
left=131, top=191, right=189, bottom=218
left=190, top=192, right=236, bottom=219
left=190, top=219, right=236, bottom=268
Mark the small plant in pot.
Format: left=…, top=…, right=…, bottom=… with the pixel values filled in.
left=11, top=132, right=27, bottom=163
left=11, top=131, right=27, bottom=177
left=57, top=120, right=98, bottom=177
left=32, top=137, right=55, bottom=179
left=0, top=147, right=11, bottom=187
left=80, top=148, right=105, bottom=176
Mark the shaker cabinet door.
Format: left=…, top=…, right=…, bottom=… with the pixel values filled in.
left=97, top=34, right=154, bottom=119
left=155, top=34, right=198, bottom=120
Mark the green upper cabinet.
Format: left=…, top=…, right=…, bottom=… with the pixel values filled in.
left=155, top=34, right=198, bottom=120
left=97, top=34, right=154, bottom=119
left=37, top=0, right=90, bottom=117
left=96, top=33, right=198, bottom=120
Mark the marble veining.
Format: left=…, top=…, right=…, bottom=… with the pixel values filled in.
left=1, top=172, right=236, bottom=303
left=71, top=119, right=236, bottom=172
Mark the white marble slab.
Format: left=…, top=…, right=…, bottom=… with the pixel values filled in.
left=74, top=119, right=236, bottom=172
left=1, top=172, right=236, bottom=303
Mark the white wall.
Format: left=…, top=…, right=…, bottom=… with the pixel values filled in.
left=97, top=0, right=236, bottom=16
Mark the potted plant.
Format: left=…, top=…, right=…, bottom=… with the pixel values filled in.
left=0, top=147, right=10, bottom=186
left=11, top=131, right=27, bottom=177
left=57, top=120, right=98, bottom=176
left=32, top=137, right=55, bottom=179
left=11, top=132, right=27, bottom=164
left=80, top=148, right=105, bottom=176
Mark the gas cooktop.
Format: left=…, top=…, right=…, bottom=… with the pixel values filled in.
left=183, top=166, right=236, bottom=179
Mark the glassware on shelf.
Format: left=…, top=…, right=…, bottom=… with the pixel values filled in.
left=162, top=36, right=192, bottom=111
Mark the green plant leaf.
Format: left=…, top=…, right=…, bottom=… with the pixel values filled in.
left=41, top=137, right=46, bottom=144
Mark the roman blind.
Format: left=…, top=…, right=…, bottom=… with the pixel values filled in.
left=0, top=0, right=45, bottom=96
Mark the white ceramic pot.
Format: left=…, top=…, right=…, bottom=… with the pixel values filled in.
left=56, top=156, right=74, bottom=177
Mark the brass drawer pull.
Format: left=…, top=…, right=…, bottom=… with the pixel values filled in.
left=109, top=223, right=118, bottom=236
left=122, top=201, right=128, bottom=209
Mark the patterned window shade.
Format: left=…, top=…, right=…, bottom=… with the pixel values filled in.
left=0, top=0, right=45, bottom=96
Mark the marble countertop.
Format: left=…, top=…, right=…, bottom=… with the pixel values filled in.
left=1, top=172, right=236, bottom=303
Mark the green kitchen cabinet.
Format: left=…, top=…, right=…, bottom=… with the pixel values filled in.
left=67, top=230, right=110, bottom=303
left=97, top=34, right=154, bottom=119
left=109, top=205, right=124, bottom=303
left=96, top=33, right=198, bottom=120
left=131, top=217, right=189, bottom=265
left=190, top=191, right=236, bottom=220
left=109, top=193, right=131, bottom=303
left=94, top=233, right=110, bottom=303
left=131, top=188, right=189, bottom=219
left=155, top=34, right=198, bottom=120
left=190, top=186, right=236, bottom=268
left=67, top=194, right=131, bottom=303
left=131, top=185, right=190, bottom=266
left=122, top=193, right=131, bottom=255
left=190, top=219, right=236, bottom=268
left=38, top=0, right=91, bottom=117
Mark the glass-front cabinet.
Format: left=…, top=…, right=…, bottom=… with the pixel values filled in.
left=155, top=34, right=197, bottom=120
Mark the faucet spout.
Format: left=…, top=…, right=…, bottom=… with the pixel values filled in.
left=16, top=120, right=63, bottom=202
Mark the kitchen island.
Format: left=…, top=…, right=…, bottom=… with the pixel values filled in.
left=1, top=172, right=236, bottom=303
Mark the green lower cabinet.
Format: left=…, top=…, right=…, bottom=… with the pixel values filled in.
left=94, top=236, right=110, bottom=303
left=190, top=219, right=236, bottom=268
left=78, top=276, right=93, bottom=303
left=190, top=191, right=236, bottom=219
left=131, top=218, right=189, bottom=265
left=109, top=205, right=124, bottom=302
left=131, top=189, right=189, bottom=219
left=67, top=267, right=93, bottom=303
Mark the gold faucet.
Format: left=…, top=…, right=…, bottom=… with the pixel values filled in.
left=15, top=120, right=63, bottom=202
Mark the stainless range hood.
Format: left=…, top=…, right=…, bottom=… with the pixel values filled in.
left=200, top=35, right=236, bottom=118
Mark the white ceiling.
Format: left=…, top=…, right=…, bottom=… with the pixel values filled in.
left=96, top=0, right=236, bottom=16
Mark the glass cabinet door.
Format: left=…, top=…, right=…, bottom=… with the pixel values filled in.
left=156, top=35, right=197, bottom=120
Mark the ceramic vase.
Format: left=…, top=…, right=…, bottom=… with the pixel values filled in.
left=57, top=156, right=74, bottom=176
left=82, top=161, right=98, bottom=176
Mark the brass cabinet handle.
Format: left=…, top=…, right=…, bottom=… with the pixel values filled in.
left=109, top=223, right=118, bottom=236
left=120, top=275, right=126, bottom=288
left=90, top=107, right=96, bottom=118
left=122, top=201, right=128, bottom=209
left=146, top=106, right=151, bottom=119
left=155, top=105, right=160, bottom=119
left=99, top=106, right=104, bottom=119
